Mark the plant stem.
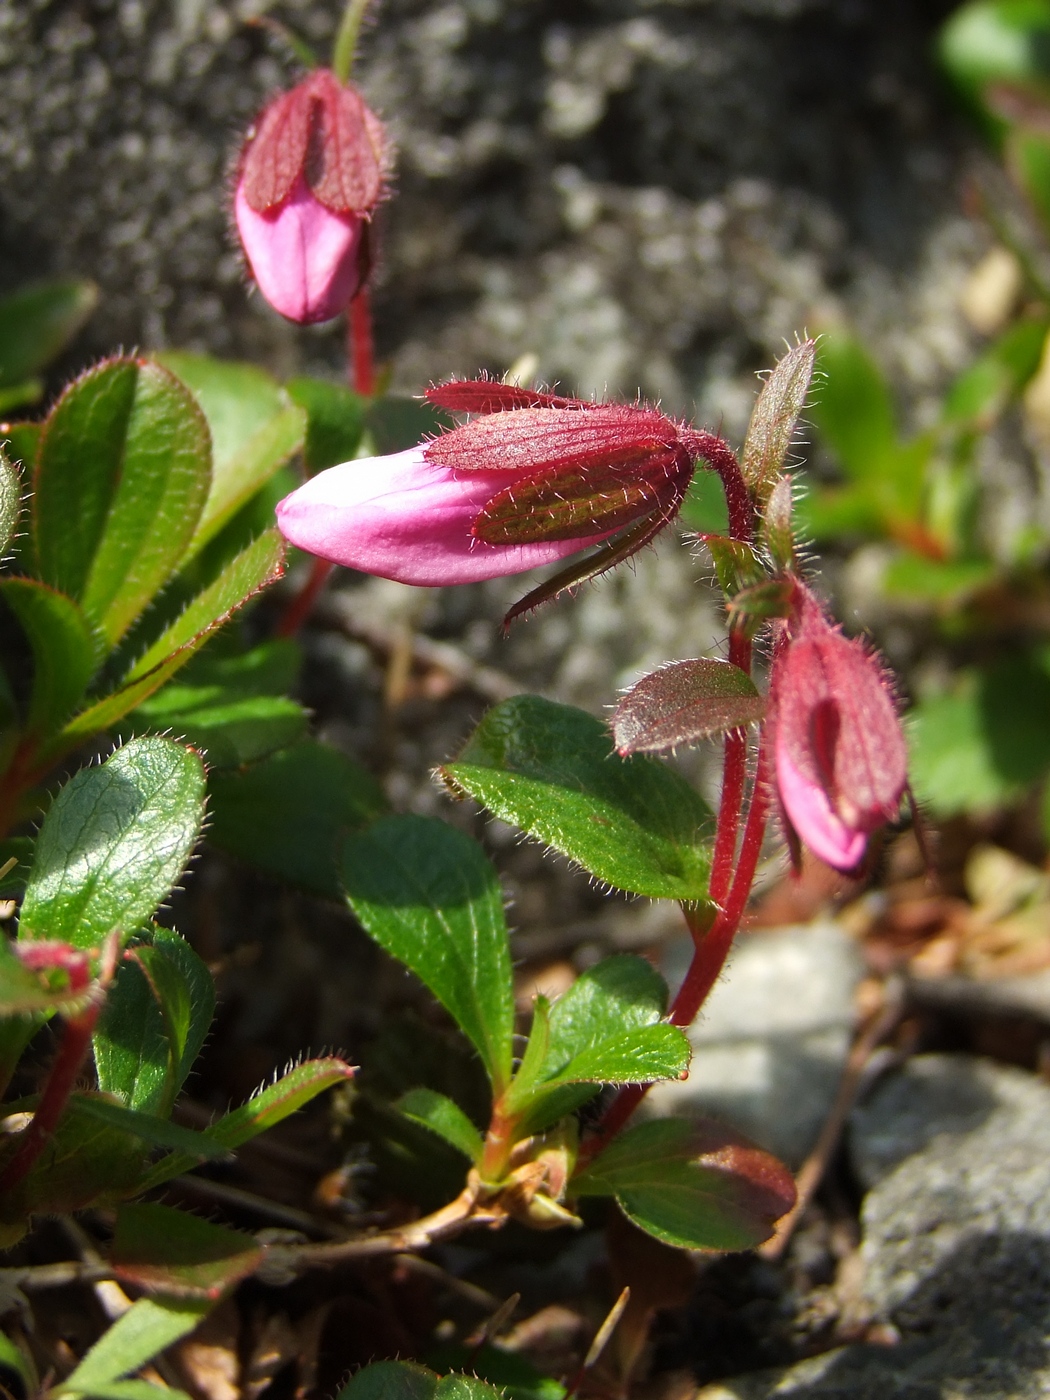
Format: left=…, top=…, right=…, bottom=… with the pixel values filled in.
left=276, top=557, right=334, bottom=638
left=0, top=995, right=101, bottom=1195
left=349, top=286, right=376, bottom=396
left=479, top=1098, right=521, bottom=1184
left=332, top=0, right=372, bottom=83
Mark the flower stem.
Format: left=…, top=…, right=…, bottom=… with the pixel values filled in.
left=332, top=0, right=372, bottom=83
left=276, top=557, right=334, bottom=638
left=0, top=990, right=101, bottom=1196
left=349, top=286, right=376, bottom=396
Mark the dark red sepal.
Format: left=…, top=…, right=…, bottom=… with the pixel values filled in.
left=425, top=379, right=588, bottom=414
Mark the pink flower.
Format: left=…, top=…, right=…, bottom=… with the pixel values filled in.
left=235, top=177, right=365, bottom=324
left=234, top=68, right=388, bottom=325
left=276, top=381, right=719, bottom=590
left=769, top=592, right=907, bottom=873
left=276, top=445, right=607, bottom=585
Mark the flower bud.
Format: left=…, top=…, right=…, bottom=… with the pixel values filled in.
left=769, top=592, right=907, bottom=872
left=234, top=68, right=388, bottom=324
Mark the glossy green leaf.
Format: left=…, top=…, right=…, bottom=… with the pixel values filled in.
left=0, top=445, right=19, bottom=556
left=94, top=927, right=214, bottom=1116
left=54, top=531, right=286, bottom=751
left=208, top=739, right=388, bottom=899
left=137, top=1056, right=354, bottom=1191
left=508, top=957, right=689, bottom=1131
left=882, top=552, right=996, bottom=603
left=19, top=738, right=206, bottom=948
left=342, top=814, right=515, bottom=1092
left=0, top=578, right=97, bottom=737
left=434, top=1378, right=505, bottom=1400
left=335, top=1360, right=440, bottom=1400
left=55, top=1296, right=209, bottom=1396
left=34, top=358, right=211, bottom=646
left=111, top=1203, right=262, bottom=1298
left=287, top=375, right=368, bottom=472
left=396, top=1087, right=484, bottom=1162
left=572, top=1118, right=796, bottom=1251
left=812, top=331, right=898, bottom=482
left=159, top=352, right=306, bottom=560
left=132, top=692, right=307, bottom=769
left=741, top=338, right=816, bottom=503
left=73, top=1097, right=229, bottom=1161
left=60, top=1383, right=191, bottom=1400
left=0, top=278, right=97, bottom=386
left=442, top=697, right=716, bottom=903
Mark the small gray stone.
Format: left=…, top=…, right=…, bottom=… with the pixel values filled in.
left=698, top=1056, right=1050, bottom=1398
left=647, top=922, right=863, bottom=1167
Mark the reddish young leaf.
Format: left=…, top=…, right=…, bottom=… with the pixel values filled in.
left=310, top=74, right=386, bottom=213
left=474, top=450, right=688, bottom=544
left=425, top=380, right=587, bottom=414
left=111, top=1203, right=263, bottom=1299
left=240, top=85, right=312, bottom=212
left=426, top=404, right=683, bottom=476
left=612, top=659, right=765, bottom=755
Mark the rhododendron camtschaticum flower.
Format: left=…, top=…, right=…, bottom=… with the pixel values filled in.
left=277, top=380, right=737, bottom=606
left=769, top=588, right=907, bottom=873
left=235, top=68, right=388, bottom=324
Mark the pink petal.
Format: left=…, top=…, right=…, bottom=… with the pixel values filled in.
left=775, top=742, right=867, bottom=873
left=275, top=447, right=611, bottom=585
left=235, top=176, right=363, bottom=325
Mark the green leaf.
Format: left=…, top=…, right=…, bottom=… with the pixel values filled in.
left=132, top=692, right=307, bottom=769
left=395, top=1087, right=484, bottom=1162
left=938, top=0, right=1050, bottom=140
left=0, top=278, right=97, bottom=386
left=0, top=1328, right=37, bottom=1398
left=33, top=358, right=212, bottom=646
left=612, top=659, right=765, bottom=756
left=342, top=814, right=515, bottom=1093
left=507, top=957, right=690, bottom=1130
left=679, top=469, right=730, bottom=534
left=137, top=1056, right=354, bottom=1191
left=60, top=1383, right=191, bottom=1400
left=287, top=375, right=368, bottom=472
left=335, top=1360, right=439, bottom=1400
left=741, top=338, right=816, bottom=504
left=93, top=927, right=214, bottom=1116
left=442, top=697, right=716, bottom=903
left=72, top=1097, right=229, bottom=1161
left=365, top=396, right=450, bottom=454
left=701, top=536, right=766, bottom=597
left=425, top=1346, right=565, bottom=1400
left=881, top=552, right=996, bottom=603
left=0, top=578, right=98, bottom=737
left=158, top=352, right=306, bottom=560
left=55, top=1296, right=209, bottom=1396
left=111, top=1202, right=263, bottom=1298
left=434, top=1377, right=505, bottom=1400
left=208, top=738, right=387, bottom=898
left=0, top=445, right=20, bottom=556
left=943, top=315, right=1049, bottom=429
left=908, top=651, right=1050, bottom=816
left=54, top=531, right=286, bottom=751
left=572, top=1118, right=796, bottom=1251
left=812, top=331, right=898, bottom=482
left=19, top=737, right=206, bottom=948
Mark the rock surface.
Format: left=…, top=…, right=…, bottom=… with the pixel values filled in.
left=649, top=922, right=863, bottom=1167
left=698, top=1055, right=1050, bottom=1398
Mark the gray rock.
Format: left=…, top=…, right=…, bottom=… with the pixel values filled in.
left=697, top=1056, right=1050, bottom=1398
left=647, top=922, right=863, bottom=1167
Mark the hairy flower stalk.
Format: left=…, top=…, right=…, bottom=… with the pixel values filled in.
left=277, top=379, right=737, bottom=614
left=234, top=67, right=389, bottom=324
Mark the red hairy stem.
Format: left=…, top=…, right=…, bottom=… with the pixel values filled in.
left=349, top=285, right=375, bottom=396
left=688, top=431, right=754, bottom=544
left=276, top=556, right=334, bottom=637
left=0, top=977, right=101, bottom=1196
left=479, top=1097, right=522, bottom=1184
left=709, top=631, right=754, bottom=906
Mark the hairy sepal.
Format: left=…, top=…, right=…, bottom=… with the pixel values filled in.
left=424, top=380, right=588, bottom=414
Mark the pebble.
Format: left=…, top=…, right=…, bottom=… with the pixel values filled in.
left=649, top=922, right=863, bottom=1168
